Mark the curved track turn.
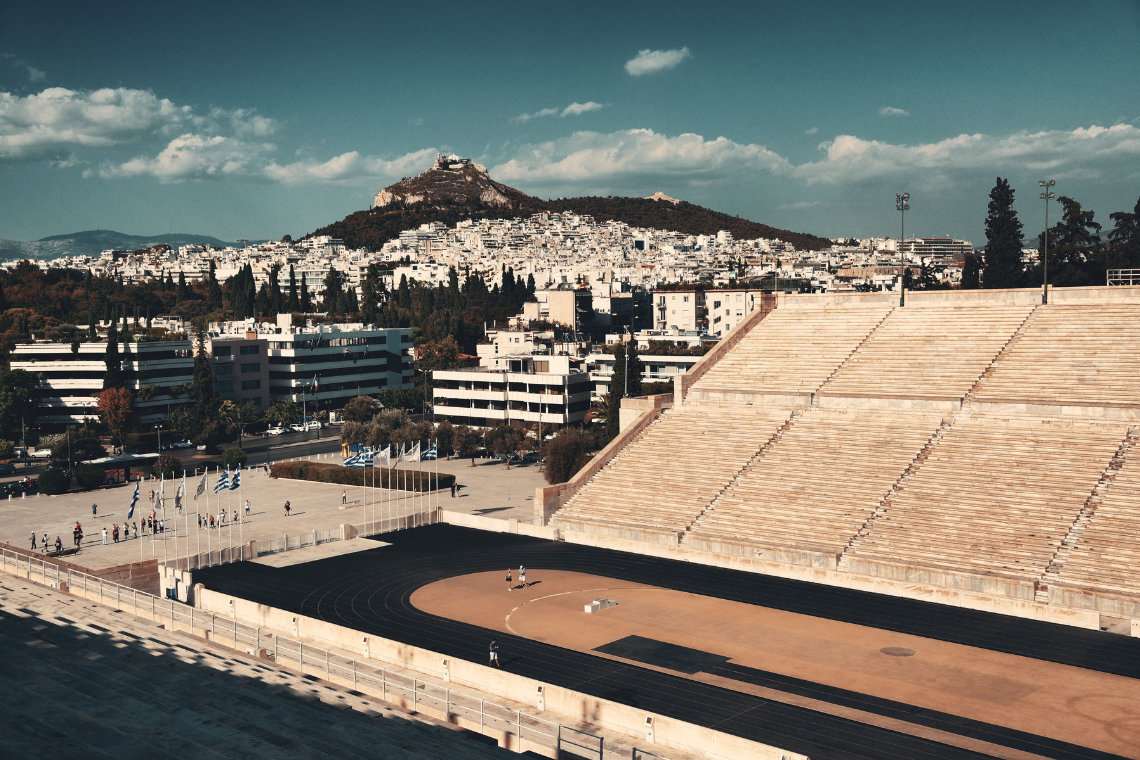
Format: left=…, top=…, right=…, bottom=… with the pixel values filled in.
left=196, top=525, right=1137, bottom=760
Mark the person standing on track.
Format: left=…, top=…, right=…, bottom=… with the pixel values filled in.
left=284, top=501, right=291, bottom=517
left=30, top=532, right=36, bottom=551
left=489, top=640, right=500, bottom=667
left=505, top=568, right=512, bottom=591
left=519, top=565, right=526, bottom=589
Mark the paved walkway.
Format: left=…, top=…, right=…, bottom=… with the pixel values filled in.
left=0, top=457, right=546, bottom=571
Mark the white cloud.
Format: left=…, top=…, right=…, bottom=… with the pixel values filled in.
left=263, top=147, right=438, bottom=184
left=0, top=87, right=193, bottom=161
left=793, top=123, right=1140, bottom=184
left=879, top=106, right=909, bottom=118
left=514, top=102, right=605, bottom=123
left=624, top=47, right=691, bottom=76
left=491, top=128, right=789, bottom=184
left=96, top=133, right=274, bottom=182
left=560, top=101, right=604, bottom=117
left=2, top=55, right=46, bottom=83
left=805, top=127, right=819, bottom=135
left=777, top=200, right=825, bottom=211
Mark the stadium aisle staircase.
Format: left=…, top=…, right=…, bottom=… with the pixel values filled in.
left=847, top=415, right=1128, bottom=585
left=819, top=305, right=1035, bottom=400
left=686, top=409, right=944, bottom=559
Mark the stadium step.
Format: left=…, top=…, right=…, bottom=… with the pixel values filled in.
left=683, top=409, right=802, bottom=538
left=1034, top=428, right=1140, bottom=603
left=962, top=305, right=1040, bottom=402
left=837, top=414, right=956, bottom=571
left=811, top=306, right=896, bottom=398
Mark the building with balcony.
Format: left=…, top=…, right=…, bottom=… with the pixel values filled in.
left=206, top=334, right=271, bottom=409
left=11, top=338, right=195, bottom=431
left=431, top=355, right=591, bottom=429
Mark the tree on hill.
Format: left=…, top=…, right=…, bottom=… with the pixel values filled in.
left=626, top=342, right=643, bottom=397
left=606, top=345, right=626, bottom=440
left=982, top=178, right=1025, bottom=289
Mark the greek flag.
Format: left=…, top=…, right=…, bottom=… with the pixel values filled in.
left=193, top=472, right=206, bottom=500
left=213, top=468, right=230, bottom=493
left=342, top=452, right=362, bottom=467
left=343, top=450, right=374, bottom=468
left=126, top=479, right=139, bottom=519
left=421, top=442, right=437, bottom=461
left=229, top=465, right=241, bottom=490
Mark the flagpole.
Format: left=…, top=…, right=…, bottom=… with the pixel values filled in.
left=416, top=441, right=423, bottom=528
left=227, top=468, right=233, bottom=564
left=206, top=468, right=212, bottom=563
left=237, top=466, right=243, bottom=560
left=434, top=438, right=439, bottom=521
left=195, top=471, right=201, bottom=565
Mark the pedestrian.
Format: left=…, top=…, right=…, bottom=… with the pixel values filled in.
left=209, top=514, right=214, bottom=529
left=284, top=501, right=291, bottom=517
left=42, top=533, right=48, bottom=554
left=30, top=532, right=36, bottom=551
left=451, top=482, right=457, bottom=498
left=489, top=640, right=500, bottom=667
left=101, top=527, right=108, bottom=545
left=91, top=503, right=97, bottom=516
left=54, top=536, right=62, bottom=553
left=132, top=521, right=138, bottom=538
left=519, top=565, right=526, bottom=589
left=159, top=519, right=164, bottom=533
left=505, top=568, right=512, bottom=591
left=341, top=490, right=347, bottom=504
left=244, top=499, right=251, bottom=517
left=112, top=524, right=119, bottom=543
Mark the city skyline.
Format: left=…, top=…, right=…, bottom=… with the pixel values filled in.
left=2, top=0, right=1139, bottom=245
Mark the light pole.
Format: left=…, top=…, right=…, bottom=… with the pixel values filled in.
left=155, top=423, right=162, bottom=453
left=896, top=192, right=910, bottom=249
left=1039, top=180, right=1056, bottom=303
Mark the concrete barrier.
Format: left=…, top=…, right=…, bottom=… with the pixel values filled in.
left=196, top=587, right=806, bottom=760
left=440, top=510, right=558, bottom=541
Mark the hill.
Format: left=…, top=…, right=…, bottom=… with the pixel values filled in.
left=311, top=155, right=831, bottom=251
left=0, top=230, right=233, bottom=261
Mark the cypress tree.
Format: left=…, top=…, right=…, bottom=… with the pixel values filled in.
left=606, top=345, right=626, bottom=440
left=626, top=341, right=643, bottom=397
left=288, top=265, right=300, bottom=311
left=982, top=177, right=1025, bottom=289
left=300, top=277, right=312, bottom=312
left=103, top=323, right=122, bottom=389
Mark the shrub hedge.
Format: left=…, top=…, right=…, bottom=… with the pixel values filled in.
left=74, top=464, right=107, bottom=490
left=222, top=448, right=248, bottom=469
left=38, top=466, right=72, bottom=495
left=269, top=461, right=453, bottom=492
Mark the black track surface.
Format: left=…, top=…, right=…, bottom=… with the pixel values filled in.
left=196, top=525, right=1136, bottom=760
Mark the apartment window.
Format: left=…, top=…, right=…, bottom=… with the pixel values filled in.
left=215, top=365, right=234, bottom=378
left=736, top=294, right=742, bottom=301
left=241, top=379, right=261, bottom=391
left=214, top=346, right=231, bottom=357
left=215, top=381, right=234, bottom=392
left=240, top=345, right=259, bottom=355
left=713, top=300, right=722, bottom=309
left=683, top=296, right=689, bottom=303
left=240, top=362, right=260, bottom=373
left=713, top=316, right=722, bottom=324
left=534, top=361, right=549, bottom=373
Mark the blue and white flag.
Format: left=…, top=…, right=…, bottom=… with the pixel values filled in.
left=229, top=465, right=241, bottom=490
left=213, top=468, right=230, bottom=493
left=342, top=452, right=361, bottom=467
left=421, top=442, right=437, bottom=461
left=126, top=479, right=139, bottom=519
left=344, top=450, right=375, bottom=468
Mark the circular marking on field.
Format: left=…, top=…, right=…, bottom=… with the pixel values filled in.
left=879, top=647, right=916, bottom=657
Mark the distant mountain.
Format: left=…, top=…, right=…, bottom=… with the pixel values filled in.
left=311, top=155, right=831, bottom=251
left=0, top=229, right=233, bottom=261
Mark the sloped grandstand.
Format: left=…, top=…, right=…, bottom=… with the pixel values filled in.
left=543, top=285, right=1140, bottom=626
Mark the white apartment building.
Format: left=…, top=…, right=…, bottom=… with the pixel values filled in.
left=431, top=355, right=592, bottom=429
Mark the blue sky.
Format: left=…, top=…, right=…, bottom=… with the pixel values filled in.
left=2, top=0, right=1139, bottom=245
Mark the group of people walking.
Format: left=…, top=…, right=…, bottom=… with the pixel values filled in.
left=196, top=500, right=251, bottom=530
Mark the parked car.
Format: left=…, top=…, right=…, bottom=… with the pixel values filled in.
left=521, top=452, right=540, bottom=464
left=289, top=423, right=306, bottom=433
left=196, top=444, right=207, bottom=451
left=0, top=462, right=15, bottom=476
left=29, top=448, right=52, bottom=459
left=172, top=439, right=194, bottom=449
left=266, top=426, right=285, bottom=436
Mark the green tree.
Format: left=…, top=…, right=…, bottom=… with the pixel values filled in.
left=542, top=428, right=593, bottom=484
left=152, top=454, right=182, bottom=478
left=961, top=254, right=981, bottom=289
left=38, top=466, right=71, bottom=495
left=207, top=261, right=223, bottom=310
left=626, top=342, right=643, bottom=397
left=96, top=387, right=134, bottom=451
left=397, top=274, right=411, bottom=310
left=341, top=395, right=377, bottom=423
left=300, top=276, right=312, bottom=312
left=454, top=425, right=484, bottom=466
left=265, top=399, right=301, bottom=427
left=606, top=345, right=626, bottom=440
left=485, top=424, right=526, bottom=468
left=1107, top=195, right=1140, bottom=268
left=982, top=177, right=1025, bottom=289
left=221, top=448, right=248, bottom=469
left=287, top=265, right=300, bottom=311
left=434, top=420, right=454, bottom=457
left=323, top=268, right=346, bottom=314
left=103, top=323, right=123, bottom=388
left=1038, top=196, right=1102, bottom=287
left=0, top=368, right=39, bottom=440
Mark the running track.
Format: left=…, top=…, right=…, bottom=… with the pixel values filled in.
left=196, top=525, right=1138, bottom=760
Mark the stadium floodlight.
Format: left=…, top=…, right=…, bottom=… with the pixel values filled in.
left=1039, top=180, right=1056, bottom=302
left=895, top=192, right=910, bottom=250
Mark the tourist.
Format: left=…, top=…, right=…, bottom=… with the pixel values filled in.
left=91, top=503, right=97, bottom=516
left=54, top=536, right=62, bottom=553
left=244, top=499, right=251, bottom=517
left=29, top=532, right=36, bottom=551
left=132, top=522, right=138, bottom=539
left=519, top=565, right=526, bottom=589
left=505, top=568, right=512, bottom=591
left=101, top=527, right=108, bottom=545
left=42, top=533, right=48, bottom=553
left=232, top=510, right=237, bottom=524
left=450, top=482, right=457, bottom=498
left=209, top=514, right=215, bottom=529
left=112, top=524, right=119, bottom=543
left=341, top=490, right=347, bottom=504
left=284, top=501, right=291, bottom=517
left=489, top=640, right=500, bottom=667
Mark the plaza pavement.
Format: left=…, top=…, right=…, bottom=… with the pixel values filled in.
left=0, top=454, right=547, bottom=571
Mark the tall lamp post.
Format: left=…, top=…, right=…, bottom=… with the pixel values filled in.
left=1039, top=180, right=1056, bottom=303
left=896, top=192, right=910, bottom=247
